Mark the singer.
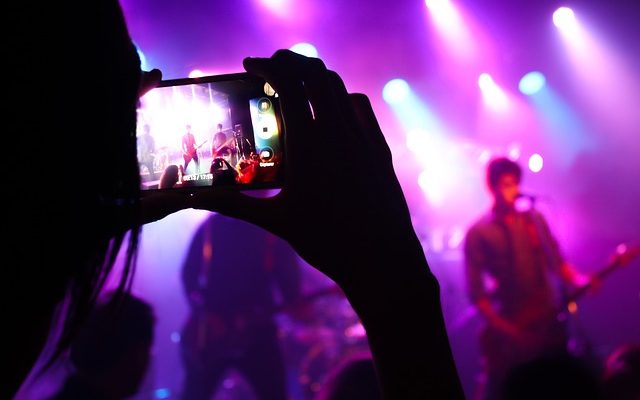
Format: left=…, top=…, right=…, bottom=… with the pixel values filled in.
left=463, top=157, right=590, bottom=400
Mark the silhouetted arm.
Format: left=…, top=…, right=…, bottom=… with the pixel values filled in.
left=189, top=50, right=464, bottom=399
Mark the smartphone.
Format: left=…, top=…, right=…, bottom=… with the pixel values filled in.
left=136, top=72, right=284, bottom=192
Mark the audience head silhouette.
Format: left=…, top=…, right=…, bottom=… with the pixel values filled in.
left=50, top=291, right=155, bottom=400
left=314, top=353, right=382, bottom=400
left=602, top=343, right=640, bottom=400
left=502, top=353, right=603, bottom=400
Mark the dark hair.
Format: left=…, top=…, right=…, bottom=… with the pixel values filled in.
left=50, top=0, right=144, bottom=368
left=502, top=353, right=603, bottom=400
left=159, top=164, right=180, bottom=189
left=70, top=292, right=155, bottom=373
left=7, top=0, right=144, bottom=389
left=486, top=157, right=522, bottom=190
left=602, top=343, right=640, bottom=400
left=315, top=353, right=382, bottom=400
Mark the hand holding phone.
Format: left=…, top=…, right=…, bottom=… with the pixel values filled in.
left=136, top=72, right=284, bottom=193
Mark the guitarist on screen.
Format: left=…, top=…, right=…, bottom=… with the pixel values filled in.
left=211, top=123, right=238, bottom=166
left=182, top=124, right=205, bottom=174
left=463, top=157, right=593, bottom=400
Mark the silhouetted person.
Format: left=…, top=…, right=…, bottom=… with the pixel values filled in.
left=314, top=353, right=382, bottom=400
left=211, top=123, right=233, bottom=159
left=602, top=343, right=640, bottom=400
left=48, top=292, right=155, bottom=400
left=138, top=124, right=157, bottom=181
left=182, top=124, right=201, bottom=174
left=464, top=157, right=590, bottom=400
left=8, top=18, right=464, bottom=399
left=158, top=164, right=181, bottom=189
left=6, top=2, right=167, bottom=397
left=180, top=213, right=302, bottom=400
left=210, top=153, right=239, bottom=186
left=501, top=353, right=603, bottom=400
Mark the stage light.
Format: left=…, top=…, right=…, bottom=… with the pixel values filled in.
left=553, top=7, right=577, bottom=31
left=478, top=73, right=493, bottom=91
left=424, top=0, right=477, bottom=60
left=260, top=0, right=288, bottom=12
left=478, top=149, right=492, bottom=164
left=507, top=143, right=521, bottom=160
left=425, top=0, right=454, bottom=17
left=406, top=128, right=431, bottom=153
left=478, top=73, right=508, bottom=110
left=188, top=69, right=205, bottom=78
left=289, top=42, right=318, bottom=58
left=528, top=153, right=544, bottom=173
left=154, top=388, right=171, bottom=399
left=519, top=71, right=546, bottom=95
left=383, top=79, right=410, bottom=104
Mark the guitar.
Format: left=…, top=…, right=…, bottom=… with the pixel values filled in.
left=183, top=140, right=207, bottom=158
left=564, top=243, right=640, bottom=314
left=480, top=243, right=640, bottom=373
left=211, top=136, right=237, bottom=159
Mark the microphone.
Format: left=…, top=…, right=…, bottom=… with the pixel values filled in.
left=516, top=192, right=537, bottom=201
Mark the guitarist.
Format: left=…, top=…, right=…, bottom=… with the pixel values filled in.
left=182, top=124, right=202, bottom=173
left=180, top=213, right=305, bottom=400
left=211, top=123, right=238, bottom=166
left=137, top=123, right=157, bottom=180
left=463, top=157, right=591, bottom=400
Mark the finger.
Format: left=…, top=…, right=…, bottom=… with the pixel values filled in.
left=350, top=93, right=392, bottom=160
left=189, top=189, right=283, bottom=237
left=269, top=51, right=355, bottom=156
left=139, top=68, right=162, bottom=97
left=325, top=70, right=362, bottom=145
left=270, top=50, right=337, bottom=122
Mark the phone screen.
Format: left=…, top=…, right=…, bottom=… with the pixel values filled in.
left=136, top=73, right=284, bottom=192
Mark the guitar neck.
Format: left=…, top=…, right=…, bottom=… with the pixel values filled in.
left=565, top=244, right=640, bottom=304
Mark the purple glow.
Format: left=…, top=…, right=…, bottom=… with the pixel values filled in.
left=24, top=3, right=635, bottom=400
left=258, top=0, right=290, bottom=17
left=555, top=11, right=640, bottom=139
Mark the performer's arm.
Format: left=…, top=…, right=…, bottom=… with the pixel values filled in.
left=464, top=229, right=519, bottom=337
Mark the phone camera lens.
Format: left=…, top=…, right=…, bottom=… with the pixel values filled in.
left=257, top=98, right=272, bottom=113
